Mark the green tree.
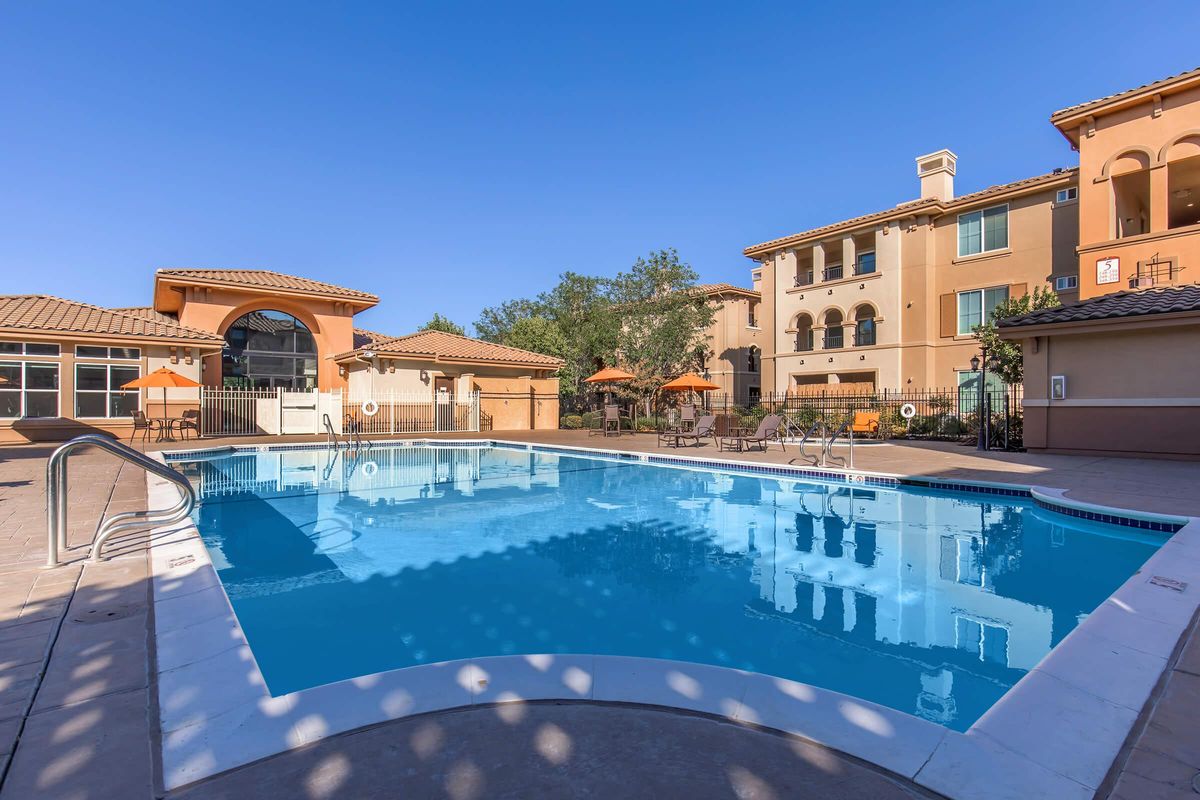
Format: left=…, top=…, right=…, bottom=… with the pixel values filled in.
left=502, top=315, right=578, bottom=386
left=474, top=298, right=543, bottom=343
left=420, top=313, right=466, bottom=336
left=609, top=249, right=716, bottom=407
left=972, top=285, right=1061, bottom=384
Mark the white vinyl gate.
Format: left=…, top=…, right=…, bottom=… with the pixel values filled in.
left=199, top=387, right=478, bottom=437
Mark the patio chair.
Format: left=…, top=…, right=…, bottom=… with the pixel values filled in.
left=589, top=405, right=623, bottom=437
left=663, top=415, right=717, bottom=448
left=129, top=410, right=157, bottom=444
left=178, top=409, right=200, bottom=440
left=718, top=414, right=785, bottom=452
left=849, top=411, right=881, bottom=439
left=679, top=404, right=696, bottom=431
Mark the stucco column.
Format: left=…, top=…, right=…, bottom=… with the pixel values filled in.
left=842, top=235, right=856, bottom=276
left=1150, top=164, right=1169, bottom=232
left=812, top=242, right=826, bottom=281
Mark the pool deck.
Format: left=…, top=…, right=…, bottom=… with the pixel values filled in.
left=1, top=432, right=1199, bottom=799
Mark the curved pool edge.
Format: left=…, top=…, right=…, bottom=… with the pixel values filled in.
left=146, top=447, right=1200, bottom=800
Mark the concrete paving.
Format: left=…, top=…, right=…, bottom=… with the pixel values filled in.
left=1, top=432, right=1198, bottom=799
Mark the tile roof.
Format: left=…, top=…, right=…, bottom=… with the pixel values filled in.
left=743, top=168, right=1077, bottom=257
left=338, top=329, right=564, bottom=368
left=0, top=296, right=223, bottom=342
left=156, top=269, right=378, bottom=303
left=352, top=328, right=392, bottom=348
left=999, top=284, right=1200, bottom=329
left=1050, top=66, right=1200, bottom=121
left=691, top=283, right=760, bottom=298
left=110, top=306, right=182, bottom=326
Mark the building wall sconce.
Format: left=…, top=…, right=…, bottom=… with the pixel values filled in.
left=420, top=369, right=430, bottom=382
left=184, top=347, right=193, bottom=365
left=169, top=346, right=178, bottom=364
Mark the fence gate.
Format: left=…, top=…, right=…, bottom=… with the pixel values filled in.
left=280, top=390, right=319, bottom=435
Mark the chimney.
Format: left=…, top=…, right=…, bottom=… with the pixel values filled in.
left=915, top=149, right=956, bottom=200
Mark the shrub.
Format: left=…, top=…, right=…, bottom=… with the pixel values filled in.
left=560, top=415, right=584, bottom=429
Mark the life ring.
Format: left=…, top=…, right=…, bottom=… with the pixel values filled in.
left=900, top=403, right=917, bottom=420
left=361, top=399, right=380, bottom=417
left=362, top=460, right=378, bottom=478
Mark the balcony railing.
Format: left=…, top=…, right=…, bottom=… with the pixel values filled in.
left=794, top=338, right=814, bottom=352
left=794, top=272, right=814, bottom=287
left=823, top=330, right=844, bottom=350
left=854, top=330, right=876, bottom=347
left=822, top=265, right=844, bottom=281
left=1128, top=256, right=1182, bottom=289
left=853, top=262, right=876, bottom=276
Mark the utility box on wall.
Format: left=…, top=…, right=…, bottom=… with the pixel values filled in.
left=1050, top=375, right=1067, bottom=400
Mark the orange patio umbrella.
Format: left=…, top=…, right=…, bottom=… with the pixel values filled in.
left=660, top=372, right=721, bottom=408
left=122, top=367, right=202, bottom=419
left=583, top=367, right=636, bottom=384
left=660, top=373, right=721, bottom=392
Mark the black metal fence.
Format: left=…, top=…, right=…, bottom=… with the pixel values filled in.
left=559, top=385, right=1025, bottom=450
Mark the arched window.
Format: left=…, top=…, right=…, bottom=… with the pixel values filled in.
left=794, top=313, right=814, bottom=352
left=854, top=306, right=877, bottom=347
left=747, top=346, right=759, bottom=373
left=222, top=310, right=317, bottom=389
left=1168, top=152, right=1200, bottom=230
left=822, top=309, right=844, bottom=350
left=1108, top=150, right=1152, bottom=238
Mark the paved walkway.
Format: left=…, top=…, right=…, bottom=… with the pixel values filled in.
left=1, top=432, right=1198, bottom=799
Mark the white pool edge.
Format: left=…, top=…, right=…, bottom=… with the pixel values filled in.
left=146, top=445, right=1200, bottom=800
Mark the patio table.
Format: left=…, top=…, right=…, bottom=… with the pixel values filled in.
left=151, top=417, right=184, bottom=442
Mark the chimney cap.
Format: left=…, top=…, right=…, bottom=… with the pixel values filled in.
left=915, top=149, right=958, bottom=177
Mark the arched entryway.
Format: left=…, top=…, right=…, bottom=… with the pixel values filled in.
left=221, top=310, right=318, bottom=389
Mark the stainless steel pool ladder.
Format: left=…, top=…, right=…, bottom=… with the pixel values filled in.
left=323, top=413, right=366, bottom=451
left=821, top=420, right=855, bottom=469
left=46, top=434, right=196, bottom=567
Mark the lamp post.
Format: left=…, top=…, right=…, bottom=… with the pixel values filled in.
left=971, top=348, right=989, bottom=451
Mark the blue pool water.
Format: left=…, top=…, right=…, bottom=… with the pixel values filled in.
left=174, top=444, right=1163, bottom=731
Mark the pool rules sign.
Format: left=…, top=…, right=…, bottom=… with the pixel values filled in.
left=1096, top=257, right=1120, bottom=285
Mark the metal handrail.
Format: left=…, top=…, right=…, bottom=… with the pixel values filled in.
left=46, top=434, right=196, bottom=567
left=323, top=413, right=339, bottom=449
left=821, top=419, right=855, bottom=469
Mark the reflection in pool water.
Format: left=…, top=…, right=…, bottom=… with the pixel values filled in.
left=174, top=445, right=1162, bottom=731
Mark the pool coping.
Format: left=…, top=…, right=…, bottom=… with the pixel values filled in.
left=147, top=439, right=1200, bottom=800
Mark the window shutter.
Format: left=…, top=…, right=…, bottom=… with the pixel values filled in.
left=939, top=293, right=957, bottom=338
left=1009, top=282, right=1027, bottom=299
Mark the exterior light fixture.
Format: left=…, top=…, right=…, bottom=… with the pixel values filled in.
left=970, top=355, right=981, bottom=371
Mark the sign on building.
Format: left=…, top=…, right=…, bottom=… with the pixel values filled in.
left=1096, top=257, right=1120, bottom=285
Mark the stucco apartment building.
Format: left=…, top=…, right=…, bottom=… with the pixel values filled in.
left=1000, top=67, right=1200, bottom=457
left=747, top=154, right=1081, bottom=395
left=0, top=269, right=562, bottom=442
left=693, top=283, right=765, bottom=402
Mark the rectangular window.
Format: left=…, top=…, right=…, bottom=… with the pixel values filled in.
left=958, top=204, right=1008, bottom=256
left=1056, top=187, right=1078, bottom=203
left=1054, top=275, right=1078, bottom=291
left=0, top=361, right=60, bottom=418
left=75, top=345, right=141, bottom=360
left=75, top=364, right=140, bottom=418
left=0, top=341, right=60, bottom=356
left=956, top=286, right=1009, bottom=335
left=854, top=251, right=876, bottom=275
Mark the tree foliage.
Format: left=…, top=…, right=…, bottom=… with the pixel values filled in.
left=474, top=249, right=714, bottom=408
left=420, top=313, right=466, bottom=336
left=972, top=285, right=1061, bottom=385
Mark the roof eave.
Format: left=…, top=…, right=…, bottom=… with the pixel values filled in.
left=0, top=327, right=223, bottom=347
left=1049, top=70, right=1200, bottom=131
left=154, top=274, right=380, bottom=312
left=998, top=308, right=1200, bottom=338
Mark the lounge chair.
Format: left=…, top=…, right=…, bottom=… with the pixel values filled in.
left=849, top=411, right=881, bottom=439
left=178, top=409, right=200, bottom=440
left=129, top=410, right=158, bottom=444
left=719, top=414, right=785, bottom=452
left=662, top=415, right=717, bottom=448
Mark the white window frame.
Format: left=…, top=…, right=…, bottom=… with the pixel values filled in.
left=1054, top=275, right=1078, bottom=291
left=1055, top=187, right=1078, bottom=204
left=0, top=361, right=61, bottom=419
left=75, top=345, right=141, bottom=361
left=957, top=203, right=1009, bottom=257
left=0, top=341, right=61, bottom=357
left=74, top=363, right=142, bottom=419
left=956, top=286, right=1010, bottom=335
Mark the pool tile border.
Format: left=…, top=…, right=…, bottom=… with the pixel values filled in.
left=148, top=443, right=1200, bottom=799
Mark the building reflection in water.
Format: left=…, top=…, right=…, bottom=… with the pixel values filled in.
left=177, top=445, right=1161, bottom=729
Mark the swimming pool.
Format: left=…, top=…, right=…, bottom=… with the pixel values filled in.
left=172, top=443, right=1164, bottom=733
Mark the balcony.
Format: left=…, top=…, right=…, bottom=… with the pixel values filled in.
left=822, top=265, right=844, bottom=282
left=794, top=272, right=814, bottom=288
left=854, top=330, right=876, bottom=347
left=794, top=338, right=813, bottom=353
left=823, top=330, right=844, bottom=350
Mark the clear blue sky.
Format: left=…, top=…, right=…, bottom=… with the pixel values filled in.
left=2, top=1, right=1196, bottom=335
